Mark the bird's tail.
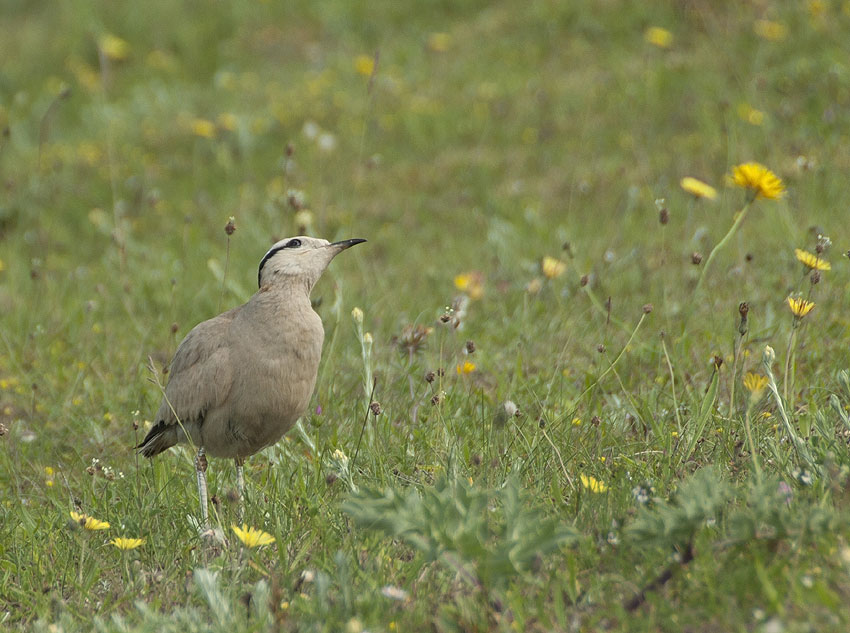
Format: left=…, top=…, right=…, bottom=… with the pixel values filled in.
left=136, top=421, right=178, bottom=457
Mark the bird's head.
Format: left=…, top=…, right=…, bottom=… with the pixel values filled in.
left=257, top=236, right=366, bottom=291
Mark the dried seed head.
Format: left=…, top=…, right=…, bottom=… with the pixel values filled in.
left=437, top=368, right=445, bottom=377
left=430, top=392, right=444, bottom=406
left=810, top=270, right=821, bottom=285
left=325, top=472, right=338, bottom=485
left=642, top=303, right=653, bottom=314
left=370, top=401, right=382, bottom=416
left=424, top=370, right=435, bottom=383
left=465, top=340, right=475, bottom=354
left=816, top=234, right=831, bottom=254
left=591, top=415, right=601, bottom=427
left=439, top=313, right=452, bottom=324
left=745, top=253, right=754, bottom=262
left=691, top=252, right=703, bottom=265
left=713, top=355, right=723, bottom=369
left=659, top=208, right=669, bottom=225
left=0, top=422, right=7, bottom=436
left=580, top=274, right=589, bottom=287
left=538, top=418, right=546, bottom=429
left=738, top=302, right=749, bottom=336
left=597, top=343, right=605, bottom=353
left=224, top=216, right=236, bottom=236
left=396, top=323, right=433, bottom=356
left=171, top=322, right=179, bottom=334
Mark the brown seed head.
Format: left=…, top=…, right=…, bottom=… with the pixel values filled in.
left=745, top=253, right=754, bottom=262
left=597, top=343, right=605, bottom=353
left=580, top=274, right=589, bottom=287
left=691, top=252, right=703, bottom=265
left=642, top=303, right=653, bottom=314
left=810, top=270, right=821, bottom=285
left=738, top=302, right=749, bottom=336
left=659, top=208, right=669, bottom=225
left=224, top=216, right=236, bottom=236
left=591, top=415, right=601, bottom=427
left=424, top=370, right=435, bottom=383
left=465, top=340, right=475, bottom=354
left=370, top=401, right=382, bottom=416
left=713, top=355, right=723, bottom=369
left=171, top=322, right=179, bottom=334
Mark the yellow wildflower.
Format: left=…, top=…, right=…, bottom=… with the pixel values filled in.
left=737, top=103, right=764, bottom=126
left=787, top=296, right=815, bottom=318
left=44, top=466, right=54, bottom=476
left=541, top=256, right=566, bottom=279
left=217, top=113, right=238, bottom=132
left=794, top=248, right=830, bottom=271
left=644, top=26, right=673, bottom=48
left=454, top=272, right=484, bottom=300
left=111, top=537, right=144, bottom=550
left=456, top=361, right=476, bottom=375
left=427, top=32, right=452, bottom=52
left=232, top=524, right=275, bottom=548
left=354, top=55, right=375, bottom=77
left=70, top=511, right=110, bottom=530
left=190, top=118, right=216, bottom=139
left=731, top=162, right=785, bottom=200
left=98, top=34, right=130, bottom=62
left=680, top=177, right=718, bottom=200
left=743, top=372, right=768, bottom=401
left=753, top=20, right=787, bottom=41
left=580, top=474, right=607, bottom=493
left=571, top=417, right=582, bottom=427
left=671, top=431, right=679, bottom=438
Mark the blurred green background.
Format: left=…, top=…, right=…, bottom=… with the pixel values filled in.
left=2, top=0, right=850, bottom=630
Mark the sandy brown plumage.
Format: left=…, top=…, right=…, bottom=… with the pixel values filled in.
left=138, top=236, right=366, bottom=527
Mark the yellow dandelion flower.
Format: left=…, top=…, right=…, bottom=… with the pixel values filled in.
left=737, top=103, right=764, bottom=126
left=70, top=511, right=110, bottom=530
left=456, top=361, right=476, bottom=375
left=742, top=372, right=768, bottom=401
left=111, top=537, right=144, bottom=550
left=453, top=272, right=484, bottom=300
left=731, top=162, right=785, bottom=200
left=427, top=32, right=452, bottom=52
left=671, top=431, right=679, bottom=438
left=354, top=55, right=375, bottom=77
left=644, top=26, right=673, bottom=48
left=680, top=177, right=718, bottom=200
left=787, top=296, right=815, bottom=318
left=98, top=34, right=131, bottom=62
left=541, top=256, right=566, bottom=279
left=794, top=248, right=830, bottom=271
left=232, top=524, right=275, bottom=548
left=44, top=466, right=55, bottom=476
left=217, top=113, right=238, bottom=132
left=190, top=118, right=216, bottom=139
left=580, top=474, right=607, bottom=493
left=753, top=20, right=787, bottom=41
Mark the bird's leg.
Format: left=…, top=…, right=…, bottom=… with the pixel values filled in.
left=235, top=457, right=245, bottom=524
left=195, top=446, right=209, bottom=529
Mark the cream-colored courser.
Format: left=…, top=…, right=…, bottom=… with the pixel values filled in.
left=138, top=236, right=366, bottom=527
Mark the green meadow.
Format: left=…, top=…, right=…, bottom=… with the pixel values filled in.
left=2, top=0, right=850, bottom=630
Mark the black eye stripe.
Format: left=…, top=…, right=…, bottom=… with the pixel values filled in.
left=257, top=239, right=303, bottom=287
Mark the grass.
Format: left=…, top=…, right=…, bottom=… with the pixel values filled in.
left=2, top=0, right=850, bottom=630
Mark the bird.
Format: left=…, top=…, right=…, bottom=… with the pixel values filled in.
left=138, top=236, right=366, bottom=529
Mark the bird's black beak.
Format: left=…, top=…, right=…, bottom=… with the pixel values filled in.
left=330, top=238, right=367, bottom=250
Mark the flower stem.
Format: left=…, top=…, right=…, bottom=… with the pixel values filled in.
left=694, top=201, right=752, bottom=297
left=783, top=327, right=797, bottom=407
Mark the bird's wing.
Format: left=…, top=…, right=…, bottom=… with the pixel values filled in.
left=154, top=308, right=238, bottom=428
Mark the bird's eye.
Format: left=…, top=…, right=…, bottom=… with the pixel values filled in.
left=286, top=238, right=302, bottom=249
